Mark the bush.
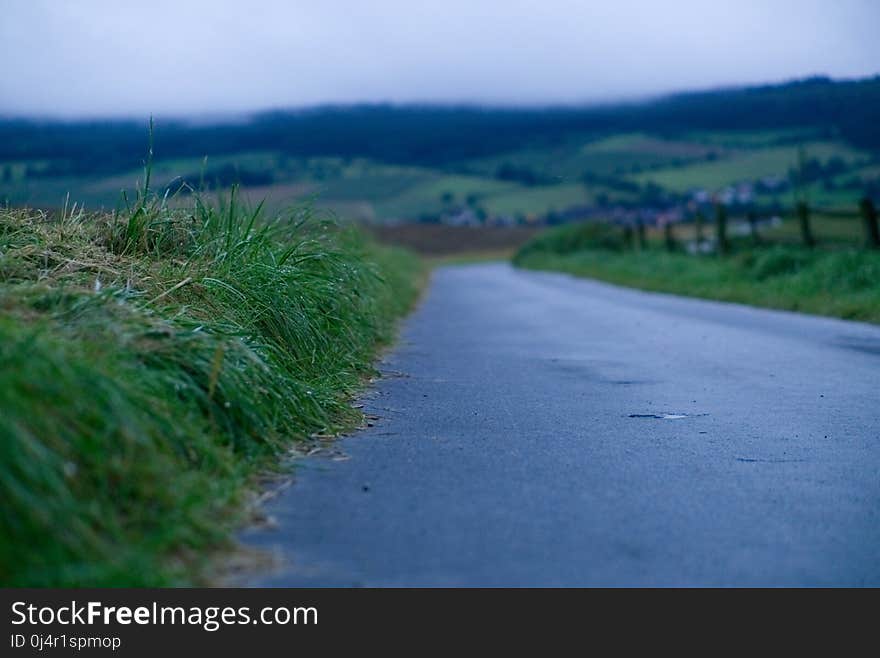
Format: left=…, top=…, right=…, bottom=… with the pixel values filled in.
left=514, top=221, right=624, bottom=263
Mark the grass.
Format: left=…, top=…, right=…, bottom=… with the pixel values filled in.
left=0, top=189, right=422, bottom=586
left=682, top=128, right=823, bottom=148
left=631, top=140, right=868, bottom=193
left=580, top=133, right=716, bottom=159
left=762, top=212, right=864, bottom=245
left=373, top=174, right=518, bottom=219
left=482, top=183, right=590, bottom=218
left=514, top=222, right=880, bottom=323
left=461, top=132, right=713, bottom=182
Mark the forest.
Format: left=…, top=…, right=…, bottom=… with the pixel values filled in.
left=2, top=76, right=878, bottom=177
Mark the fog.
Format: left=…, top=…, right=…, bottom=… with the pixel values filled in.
left=1, top=0, right=878, bottom=118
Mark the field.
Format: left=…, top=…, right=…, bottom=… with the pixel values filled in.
left=0, top=193, right=422, bottom=586
left=3, top=127, right=877, bottom=229
left=463, top=133, right=719, bottom=180
left=631, top=141, right=868, bottom=193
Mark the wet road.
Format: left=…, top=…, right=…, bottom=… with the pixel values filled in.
left=243, top=263, right=880, bottom=586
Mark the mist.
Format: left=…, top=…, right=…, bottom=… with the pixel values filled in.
left=1, top=0, right=878, bottom=118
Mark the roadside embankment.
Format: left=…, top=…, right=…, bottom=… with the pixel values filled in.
left=0, top=195, right=422, bottom=586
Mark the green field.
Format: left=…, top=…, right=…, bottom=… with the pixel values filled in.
left=373, top=174, right=519, bottom=219
left=461, top=133, right=718, bottom=181
left=514, top=221, right=880, bottom=323
left=681, top=127, right=825, bottom=147
left=631, top=141, right=869, bottom=193
left=2, top=128, right=878, bottom=225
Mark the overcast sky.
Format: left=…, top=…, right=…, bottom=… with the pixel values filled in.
left=1, top=0, right=878, bottom=118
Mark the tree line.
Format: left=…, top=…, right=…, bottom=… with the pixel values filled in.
left=1, top=76, right=878, bottom=177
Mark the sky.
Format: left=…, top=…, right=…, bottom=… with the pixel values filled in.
left=1, top=0, right=878, bottom=118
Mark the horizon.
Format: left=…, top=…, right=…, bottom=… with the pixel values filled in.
left=1, top=73, right=876, bottom=124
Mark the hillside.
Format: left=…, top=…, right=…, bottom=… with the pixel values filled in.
left=1, top=76, right=879, bottom=227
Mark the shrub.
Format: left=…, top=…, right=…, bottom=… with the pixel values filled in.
left=514, top=221, right=624, bottom=262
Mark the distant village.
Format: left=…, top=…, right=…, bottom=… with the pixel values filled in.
left=425, top=175, right=792, bottom=230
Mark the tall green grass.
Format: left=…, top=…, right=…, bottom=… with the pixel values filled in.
left=514, top=222, right=880, bottom=323
left=0, top=192, right=421, bottom=586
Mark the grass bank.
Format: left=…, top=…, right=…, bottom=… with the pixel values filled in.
left=0, top=193, right=422, bottom=586
left=514, top=223, right=880, bottom=323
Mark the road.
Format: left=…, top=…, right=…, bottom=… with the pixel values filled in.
left=243, top=263, right=880, bottom=586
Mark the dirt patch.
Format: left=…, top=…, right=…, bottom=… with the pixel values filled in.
left=366, top=223, right=540, bottom=256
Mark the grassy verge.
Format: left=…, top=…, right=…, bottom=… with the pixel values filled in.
left=0, top=192, right=422, bottom=586
left=514, top=223, right=880, bottom=323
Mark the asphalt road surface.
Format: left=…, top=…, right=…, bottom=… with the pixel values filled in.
left=243, top=263, right=880, bottom=586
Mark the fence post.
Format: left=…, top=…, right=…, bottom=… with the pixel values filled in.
left=796, top=201, right=816, bottom=248
left=715, top=203, right=729, bottom=255
left=622, top=224, right=634, bottom=250
left=635, top=218, right=646, bottom=251
left=747, top=209, right=760, bottom=246
left=859, top=197, right=880, bottom=249
left=663, top=221, right=676, bottom=252
left=694, top=210, right=705, bottom=251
